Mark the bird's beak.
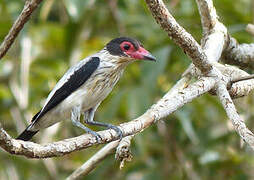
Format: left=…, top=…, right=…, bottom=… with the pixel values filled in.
left=129, top=47, right=156, bottom=61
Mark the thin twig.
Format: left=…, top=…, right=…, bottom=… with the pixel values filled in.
left=115, top=135, right=134, bottom=169
left=67, top=140, right=120, bottom=180
left=195, top=0, right=227, bottom=61
left=0, top=0, right=43, bottom=59
left=246, top=24, right=254, bottom=36
left=67, top=135, right=134, bottom=179
left=217, top=84, right=254, bottom=149
left=222, top=37, right=254, bottom=69
left=107, top=0, right=126, bottom=35
left=231, top=74, right=254, bottom=84
left=195, top=0, right=218, bottom=33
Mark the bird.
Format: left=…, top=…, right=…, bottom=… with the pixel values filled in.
left=16, top=37, right=156, bottom=141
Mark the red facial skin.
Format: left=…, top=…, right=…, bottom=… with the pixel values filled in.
left=120, top=41, right=156, bottom=61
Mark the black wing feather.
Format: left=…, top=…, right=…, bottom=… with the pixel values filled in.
left=32, top=57, right=100, bottom=123
left=16, top=127, right=39, bottom=141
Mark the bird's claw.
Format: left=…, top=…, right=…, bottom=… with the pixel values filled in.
left=109, top=125, right=123, bottom=141
left=87, top=129, right=103, bottom=143
left=94, top=134, right=103, bottom=143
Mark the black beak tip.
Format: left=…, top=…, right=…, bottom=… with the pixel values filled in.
left=144, top=54, right=157, bottom=61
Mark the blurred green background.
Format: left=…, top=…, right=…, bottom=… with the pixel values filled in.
left=1, top=0, right=254, bottom=179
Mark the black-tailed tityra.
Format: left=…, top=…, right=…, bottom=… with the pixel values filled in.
left=17, top=37, right=156, bottom=141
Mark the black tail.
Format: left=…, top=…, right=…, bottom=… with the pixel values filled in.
left=16, top=126, right=38, bottom=141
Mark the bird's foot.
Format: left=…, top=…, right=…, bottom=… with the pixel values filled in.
left=84, top=120, right=123, bottom=140
left=107, top=125, right=123, bottom=140
left=86, top=129, right=103, bottom=143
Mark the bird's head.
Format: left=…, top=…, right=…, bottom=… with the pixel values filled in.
left=106, top=37, right=156, bottom=63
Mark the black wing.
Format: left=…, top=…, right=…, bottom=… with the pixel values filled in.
left=32, top=57, right=100, bottom=123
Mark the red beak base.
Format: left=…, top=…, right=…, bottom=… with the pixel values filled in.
left=129, top=47, right=156, bottom=61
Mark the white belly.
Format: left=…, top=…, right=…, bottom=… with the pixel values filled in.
left=31, top=81, right=115, bottom=130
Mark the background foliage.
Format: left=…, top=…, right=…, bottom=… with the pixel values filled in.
left=1, top=0, right=254, bottom=179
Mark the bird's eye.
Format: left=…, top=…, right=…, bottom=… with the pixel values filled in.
left=123, top=44, right=130, bottom=50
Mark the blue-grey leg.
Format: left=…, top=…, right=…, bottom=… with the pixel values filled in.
left=71, top=105, right=102, bottom=142
left=84, top=104, right=123, bottom=140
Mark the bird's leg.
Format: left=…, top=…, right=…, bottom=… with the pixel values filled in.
left=84, top=105, right=123, bottom=140
left=71, top=105, right=102, bottom=142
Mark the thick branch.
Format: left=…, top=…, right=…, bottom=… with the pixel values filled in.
left=0, top=0, right=43, bottom=59
left=0, top=77, right=215, bottom=158
left=145, top=0, right=213, bottom=74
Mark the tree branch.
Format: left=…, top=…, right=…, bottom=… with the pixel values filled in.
left=222, top=37, right=254, bottom=69
left=246, top=24, right=254, bottom=36
left=184, top=0, right=227, bottom=78
left=1, top=1, right=254, bottom=178
left=145, top=0, right=213, bottom=75
left=67, top=135, right=134, bottom=179
left=186, top=0, right=254, bottom=150
left=195, top=0, right=219, bottom=33
left=217, top=83, right=254, bottom=149
left=115, top=135, right=134, bottom=169
left=67, top=140, right=120, bottom=180
left=0, top=0, right=43, bottom=59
